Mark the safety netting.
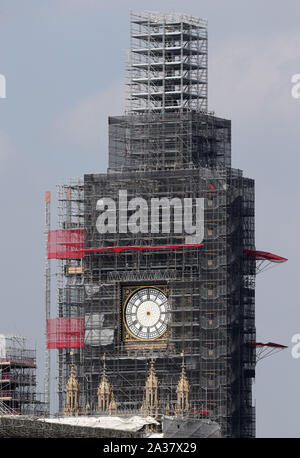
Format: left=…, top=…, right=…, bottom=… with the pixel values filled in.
left=243, top=249, right=288, bottom=274
left=246, top=341, right=288, bottom=364
left=47, top=229, right=85, bottom=259
left=46, top=318, right=84, bottom=349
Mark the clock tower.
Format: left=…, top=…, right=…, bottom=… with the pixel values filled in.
left=55, top=11, right=256, bottom=438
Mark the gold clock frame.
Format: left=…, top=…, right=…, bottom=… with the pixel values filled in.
left=121, top=284, right=170, bottom=343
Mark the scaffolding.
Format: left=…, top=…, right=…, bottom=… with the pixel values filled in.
left=128, top=11, right=208, bottom=113
left=47, top=11, right=256, bottom=438
left=108, top=112, right=231, bottom=171
left=44, top=190, right=51, bottom=415
left=48, top=163, right=255, bottom=437
left=54, top=179, right=85, bottom=408
left=0, top=335, right=45, bottom=416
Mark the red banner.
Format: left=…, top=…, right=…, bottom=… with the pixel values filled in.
left=47, top=318, right=84, bottom=349
left=47, top=229, right=85, bottom=259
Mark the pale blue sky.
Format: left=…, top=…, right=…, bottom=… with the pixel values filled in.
left=0, top=0, right=299, bottom=437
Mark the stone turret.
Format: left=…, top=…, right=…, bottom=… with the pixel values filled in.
left=64, top=352, right=80, bottom=416
left=175, top=352, right=190, bottom=417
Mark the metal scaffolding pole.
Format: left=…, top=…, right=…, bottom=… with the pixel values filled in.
left=44, top=190, right=51, bottom=415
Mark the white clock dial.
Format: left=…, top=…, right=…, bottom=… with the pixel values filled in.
left=124, top=287, right=170, bottom=340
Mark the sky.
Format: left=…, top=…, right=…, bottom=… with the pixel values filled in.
left=0, top=0, right=299, bottom=437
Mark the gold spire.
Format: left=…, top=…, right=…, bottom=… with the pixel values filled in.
left=146, top=359, right=159, bottom=389
left=175, top=351, right=190, bottom=417
left=85, top=402, right=90, bottom=415
left=108, top=391, right=117, bottom=415
left=143, top=358, right=160, bottom=432
left=97, top=353, right=117, bottom=414
left=64, top=351, right=80, bottom=416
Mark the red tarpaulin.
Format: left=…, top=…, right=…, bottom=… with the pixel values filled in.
left=47, top=230, right=203, bottom=258
left=243, top=249, right=288, bottom=263
left=47, top=229, right=85, bottom=259
left=243, top=249, right=287, bottom=274
left=84, top=243, right=203, bottom=253
left=47, top=318, right=84, bottom=349
left=246, top=341, right=287, bottom=349
left=246, top=341, right=288, bottom=364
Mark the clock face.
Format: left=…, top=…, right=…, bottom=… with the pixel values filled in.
left=124, top=287, right=170, bottom=340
